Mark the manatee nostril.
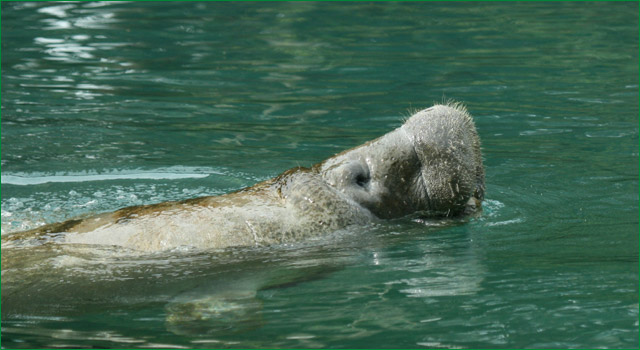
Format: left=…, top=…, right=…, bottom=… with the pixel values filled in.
left=355, top=173, right=370, bottom=187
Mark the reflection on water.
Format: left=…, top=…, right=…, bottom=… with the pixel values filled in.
left=1, top=1, right=638, bottom=348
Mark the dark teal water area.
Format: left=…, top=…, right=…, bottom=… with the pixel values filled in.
left=1, top=2, right=638, bottom=348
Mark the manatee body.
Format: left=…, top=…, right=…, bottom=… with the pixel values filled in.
left=3, top=103, right=484, bottom=253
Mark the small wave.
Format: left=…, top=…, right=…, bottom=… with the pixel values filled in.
left=519, top=129, right=573, bottom=136
left=485, top=218, right=524, bottom=227
left=482, top=199, right=504, bottom=217
left=1, top=168, right=217, bottom=185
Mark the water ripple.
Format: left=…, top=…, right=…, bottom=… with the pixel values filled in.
left=2, top=169, right=212, bottom=186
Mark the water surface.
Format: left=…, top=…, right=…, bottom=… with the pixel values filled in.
left=1, top=2, right=638, bottom=348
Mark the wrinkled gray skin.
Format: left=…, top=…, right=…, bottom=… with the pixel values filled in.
left=2, top=103, right=484, bottom=253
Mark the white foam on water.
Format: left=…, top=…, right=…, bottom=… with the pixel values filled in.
left=1, top=167, right=218, bottom=185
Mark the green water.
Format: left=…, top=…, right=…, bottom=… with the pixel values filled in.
left=1, top=1, right=638, bottom=348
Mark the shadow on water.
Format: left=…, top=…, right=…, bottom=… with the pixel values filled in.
left=1, top=214, right=478, bottom=348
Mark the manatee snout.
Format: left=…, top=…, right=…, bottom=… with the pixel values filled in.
left=407, top=104, right=484, bottom=216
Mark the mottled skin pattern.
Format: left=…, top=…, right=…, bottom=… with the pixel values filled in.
left=2, top=103, right=484, bottom=253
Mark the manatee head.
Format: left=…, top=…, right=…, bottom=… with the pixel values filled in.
left=318, top=103, right=484, bottom=219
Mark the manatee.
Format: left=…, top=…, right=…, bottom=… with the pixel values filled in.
left=1, top=103, right=485, bottom=334
left=2, top=103, right=484, bottom=253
